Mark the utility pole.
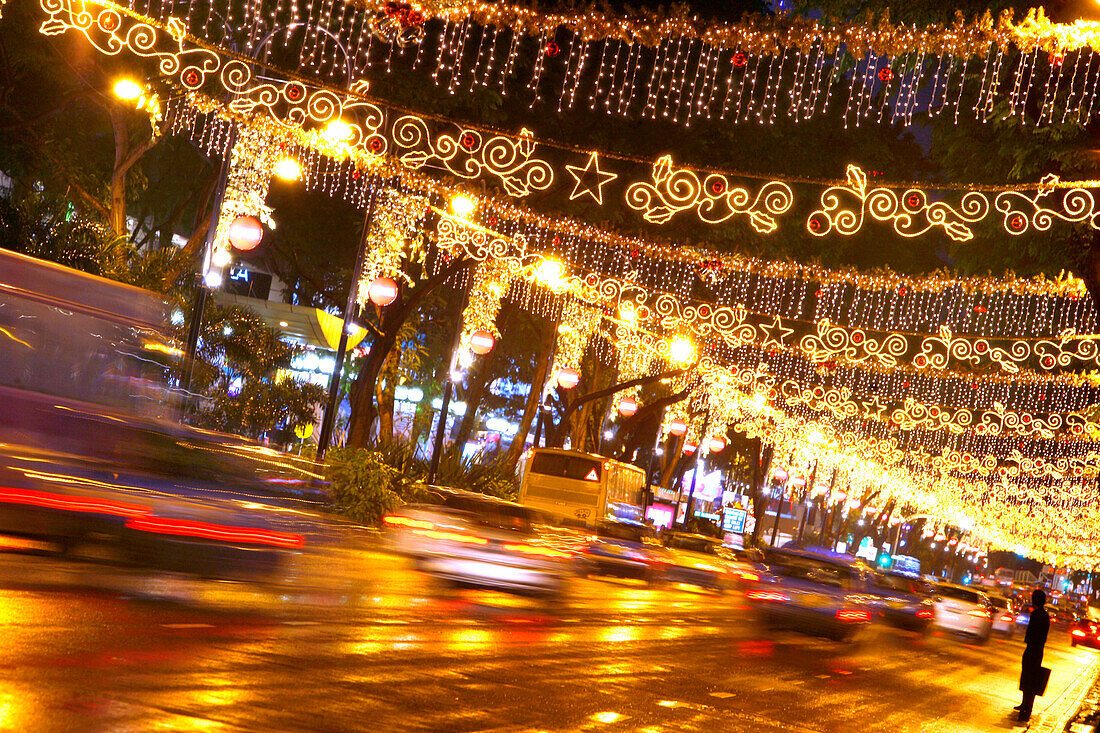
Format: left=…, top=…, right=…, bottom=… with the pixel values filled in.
left=180, top=126, right=236, bottom=395
left=316, top=175, right=381, bottom=459
left=427, top=288, right=472, bottom=485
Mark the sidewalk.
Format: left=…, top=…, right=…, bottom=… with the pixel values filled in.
left=917, top=637, right=1099, bottom=732
left=1045, top=653, right=1100, bottom=733
left=1026, top=645, right=1099, bottom=733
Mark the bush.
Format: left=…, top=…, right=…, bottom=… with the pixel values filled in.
left=325, top=447, right=410, bottom=525
left=323, top=437, right=519, bottom=525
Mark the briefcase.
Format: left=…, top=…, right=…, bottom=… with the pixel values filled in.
left=1037, top=666, right=1051, bottom=696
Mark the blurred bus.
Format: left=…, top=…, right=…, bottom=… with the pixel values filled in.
left=0, top=249, right=332, bottom=578
left=518, top=448, right=645, bottom=526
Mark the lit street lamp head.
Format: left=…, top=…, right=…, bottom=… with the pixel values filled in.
left=274, top=157, right=302, bottom=181
left=450, top=194, right=476, bottom=218
left=668, top=335, right=695, bottom=365
left=113, top=78, right=143, bottom=100
left=323, top=119, right=354, bottom=143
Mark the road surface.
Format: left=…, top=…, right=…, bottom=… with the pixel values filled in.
left=0, top=548, right=1094, bottom=732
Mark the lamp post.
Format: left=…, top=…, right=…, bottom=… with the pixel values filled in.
left=677, top=411, right=709, bottom=528
left=426, top=194, right=480, bottom=485
left=316, top=174, right=382, bottom=459
left=426, top=316, right=467, bottom=485
left=180, top=124, right=236, bottom=396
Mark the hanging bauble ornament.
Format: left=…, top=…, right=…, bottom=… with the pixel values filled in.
left=368, top=276, right=399, bottom=306
left=469, top=330, right=495, bottom=355
left=877, top=67, right=893, bottom=82
left=545, top=41, right=560, bottom=57
left=708, top=437, right=726, bottom=453
left=617, top=396, right=639, bottom=417
left=228, top=215, right=263, bottom=251
left=732, top=52, right=748, bottom=67
left=556, top=367, right=580, bottom=389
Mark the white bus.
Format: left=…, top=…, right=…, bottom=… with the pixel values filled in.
left=518, top=448, right=646, bottom=526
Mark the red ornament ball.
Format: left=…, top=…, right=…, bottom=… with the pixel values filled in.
left=545, top=41, right=560, bottom=57
left=469, top=329, right=495, bottom=355
left=733, top=52, right=748, bottom=67
left=877, top=67, right=893, bottom=82
left=368, top=276, right=399, bottom=306
left=552, top=236, right=561, bottom=246
left=228, top=215, right=263, bottom=251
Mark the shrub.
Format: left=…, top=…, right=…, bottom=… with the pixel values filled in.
left=325, top=447, right=408, bottom=525
left=323, top=437, right=519, bottom=524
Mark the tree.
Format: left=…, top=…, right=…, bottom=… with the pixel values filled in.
left=186, top=303, right=325, bottom=440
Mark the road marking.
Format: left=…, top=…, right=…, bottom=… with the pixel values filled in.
left=160, top=623, right=213, bottom=629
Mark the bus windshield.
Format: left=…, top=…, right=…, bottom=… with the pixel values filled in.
left=530, top=452, right=601, bottom=482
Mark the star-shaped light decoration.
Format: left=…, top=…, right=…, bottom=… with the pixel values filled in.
left=759, top=317, right=794, bottom=350
left=859, top=395, right=890, bottom=420
left=565, top=152, right=618, bottom=205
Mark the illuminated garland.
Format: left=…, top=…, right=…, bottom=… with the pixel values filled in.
left=356, top=189, right=428, bottom=301
left=39, top=2, right=1100, bottom=253
left=212, top=127, right=280, bottom=262
left=86, top=0, right=1100, bottom=130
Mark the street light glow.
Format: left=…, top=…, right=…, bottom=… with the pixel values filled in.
left=535, top=258, right=568, bottom=291
left=450, top=194, right=476, bottom=218
left=113, top=78, right=143, bottom=100
left=323, top=119, right=353, bottom=143
left=668, top=335, right=695, bottom=365
left=274, top=157, right=302, bottom=181
left=211, top=247, right=232, bottom=268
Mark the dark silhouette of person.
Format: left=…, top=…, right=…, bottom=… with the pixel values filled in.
left=1015, top=588, right=1050, bottom=722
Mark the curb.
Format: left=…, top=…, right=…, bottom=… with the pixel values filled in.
left=1031, top=656, right=1100, bottom=732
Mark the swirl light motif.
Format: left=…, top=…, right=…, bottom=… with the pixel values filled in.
left=807, top=165, right=991, bottom=241
left=392, top=120, right=553, bottom=198
left=625, top=155, right=794, bottom=231
left=995, top=174, right=1100, bottom=234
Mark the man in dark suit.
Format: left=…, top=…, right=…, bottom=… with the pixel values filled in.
left=1015, top=588, right=1050, bottom=722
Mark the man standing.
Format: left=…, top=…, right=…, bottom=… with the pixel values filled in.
left=1015, top=589, right=1050, bottom=722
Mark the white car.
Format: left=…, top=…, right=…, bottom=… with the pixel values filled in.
left=988, top=594, right=1017, bottom=637
left=934, top=583, right=994, bottom=642
left=382, top=487, right=573, bottom=598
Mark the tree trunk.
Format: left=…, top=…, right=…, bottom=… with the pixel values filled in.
left=346, top=258, right=471, bottom=449
left=750, top=442, right=773, bottom=547
left=501, top=316, right=557, bottom=471
left=375, top=345, right=401, bottom=443
left=346, top=322, right=400, bottom=448
left=450, top=306, right=512, bottom=451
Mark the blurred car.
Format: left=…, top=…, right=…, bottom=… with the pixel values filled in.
left=988, top=594, right=1017, bottom=638
left=867, top=571, right=935, bottom=632
left=746, top=549, right=876, bottom=642
left=1070, top=609, right=1100, bottom=648
left=382, top=487, right=572, bottom=598
left=933, top=583, right=993, bottom=643
left=580, top=520, right=669, bottom=584
left=659, top=532, right=743, bottom=592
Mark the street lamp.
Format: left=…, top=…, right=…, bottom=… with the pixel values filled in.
left=324, top=119, right=353, bottom=143
left=668, top=335, right=695, bottom=365
left=450, top=193, right=476, bottom=218
left=113, top=78, right=143, bottom=100
left=274, top=156, right=302, bottom=181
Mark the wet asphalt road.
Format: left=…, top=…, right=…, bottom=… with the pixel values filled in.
left=0, top=548, right=1095, bottom=733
